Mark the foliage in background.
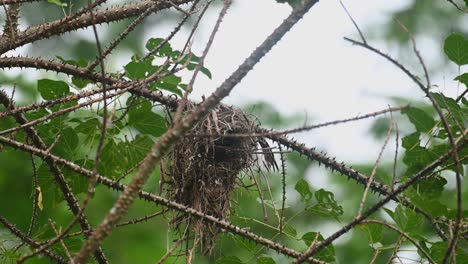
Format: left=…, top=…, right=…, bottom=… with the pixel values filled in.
left=0, top=0, right=466, bottom=264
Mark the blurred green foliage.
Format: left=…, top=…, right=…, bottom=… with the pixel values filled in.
left=0, top=1, right=467, bottom=263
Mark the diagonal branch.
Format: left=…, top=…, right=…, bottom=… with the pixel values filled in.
left=297, top=130, right=466, bottom=261
left=73, top=1, right=319, bottom=262
left=0, top=91, right=109, bottom=263
left=0, top=0, right=195, bottom=54
left=267, top=132, right=449, bottom=240
left=0, top=134, right=323, bottom=263
left=0, top=215, right=67, bottom=264
left=345, top=34, right=464, bottom=264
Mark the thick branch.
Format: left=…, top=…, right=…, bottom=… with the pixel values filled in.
left=0, top=135, right=322, bottom=262
left=0, top=215, right=67, bottom=264
left=267, top=132, right=448, bottom=240
left=0, top=0, right=194, bottom=54
left=300, top=130, right=466, bottom=260
left=0, top=91, right=109, bottom=263
left=73, top=1, right=319, bottom=262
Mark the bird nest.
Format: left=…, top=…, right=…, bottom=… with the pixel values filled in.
left=165, top=102, right=276, bottom=254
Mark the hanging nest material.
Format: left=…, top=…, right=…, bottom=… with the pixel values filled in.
left=165, top=102, right=277, bottom=254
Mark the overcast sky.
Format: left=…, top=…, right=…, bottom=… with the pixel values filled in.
left=6, top=0, right=463, bottom=163
left=162, top=0, right=452, bottom=163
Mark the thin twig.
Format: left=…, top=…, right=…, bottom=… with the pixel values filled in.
left=192, top=105, right=409, bottom=138
left=391, top=122, right=399, bottom=191
left=252, top=173, right=269, bottom=222
left=3, top=131, right=463, bottom=262
left=0, top=91, right=108, bottom=264
left=279, top=144, right=287, bottom=234
left=393, top=22, right=463, bottom=263
left=141, top=1, right=203, bottom=62
left=0, top=216, right=67, bottom=263
left=66, top=3, right=322, bottom=261
left=173, top=0, right=222, bottom=123
left=362, top=220, right=436, bottom=264
left=339, top=0, right=366, bottom=44
left=294, top=130, right=466, bottom=262
left=156, top=236, right=185, bottom=264
left=357, top=110, right=394, bottom=217
left=395, top=19, right=431, bottom=90
left=48, top=219, right=73, bottom=261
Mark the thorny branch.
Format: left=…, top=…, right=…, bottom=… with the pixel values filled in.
left=0, top=215, right=67, bottom=264
left=345, top=33, right=465, bottom=264
left=0, top=135, right=324, bottom=263
left=295, top=130, right=466, bottom=262
left=0, top=0, right=195, bottom=54
left=0, top=0, right=466, bottom=263
left=0, top=91, right=109, bottom=264
left=73, top=1, right=319, bottom=263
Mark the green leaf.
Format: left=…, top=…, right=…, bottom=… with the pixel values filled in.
left=401, top=132, right=420, bottom=149
left=37, top=164, right=63, bottom=208
left=401, top=107, right=435, bottom=132
left=295, top=179, right=312, bottom=202
left=215, top=256, right=244, bottom=264
left=124, top=59, right=157, bottom=80
left=443, top=33, right=468, bottom=66
left=382, top=207, right=394, bottom=219
left=127, top=98, right=152, bottom=112
left=128, top=107, right=167, bottom=137
left=146, top=38, right=173, bottom=57
left=360, top=222, right=383, bottom=244
left=413, top=175, right=447, bottom=200
left=160, top=75, right=181, bottom=85
left=257, top=255, right=276, bottom=264
left=233, top=235, right=257, bottom=252
left=431, top=93, right=459, bottom=111
left=24, top=108, right=50, bottom=121
left=403, top=146, right=433, bottom=172
left=155, top=83, right=182, bottom=96
left=72, top=77, right=92, bottom=89
left=47, top=0, right=67, bottom=7
left=124, top=135, right=153, bottom=166
left=369, top=117, right=391, bottom=139
left=52, top=127, right=79, bottom=159
left=37, top=79, right=70, bottom=100
left=52, top=237, right=82, bottom=257
left=201, top=67, right=212, bottom=79
left=406, top=191, right=448, bottom=217
left=184, top=53, right=212, bottom=79
left=98, top=140, right=127, bottom=179
left=284, top=225, right=297, bottom=237
left=56, top=56, right=91, bottom=88
left=430, top=241, right=468, bottom=263
left=454, top=73, right=468, bottom=87
left=63, top=160, right=90, bottom=195
left=75, top=118, right=100, bottom=134
left=55, top=56, right=87, bottom=67
left=388, top=205, right=424, bottom=236
left=430, top=93, right=465, bottom=130
left=306, top=189, right=343, bottom=220
left=302, top=232, right=335, bottom=262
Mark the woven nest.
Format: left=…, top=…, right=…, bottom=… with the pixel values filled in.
left=165, top=102, right=276, bottom=254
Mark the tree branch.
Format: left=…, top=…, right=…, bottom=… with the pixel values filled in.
left=0, top=0, right=194, bottom=54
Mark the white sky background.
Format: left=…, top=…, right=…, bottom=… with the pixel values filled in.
left=7, top=0, right=461, bottom=164
left=160, top=0, right=460, bottom=163
left=4, top=0, right=463, bottom=164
